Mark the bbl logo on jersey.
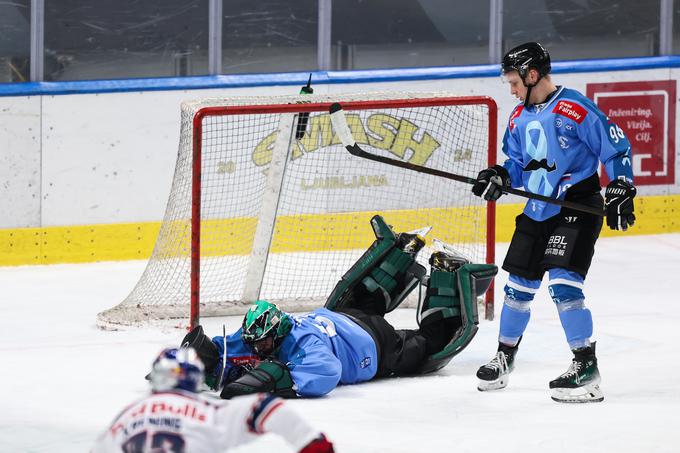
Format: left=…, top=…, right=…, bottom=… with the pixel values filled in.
left=545, top=234, right=568, bottom=257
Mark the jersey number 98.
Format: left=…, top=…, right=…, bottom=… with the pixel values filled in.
left=609, top=124, right=625, bottom=143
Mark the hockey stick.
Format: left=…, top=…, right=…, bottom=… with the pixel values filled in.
left=328, top=103, right=606, bottom=217
left=214, top=324, right=227, bottom=391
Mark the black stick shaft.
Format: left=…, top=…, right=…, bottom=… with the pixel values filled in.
left=329, top=103, right=605, bottom=217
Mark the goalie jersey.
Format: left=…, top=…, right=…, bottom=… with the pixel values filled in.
left=216, top=308, right=379, bottom=397
left=501, top=86, right=634, bottom=221
left=91, top=392, right=321, bottom=453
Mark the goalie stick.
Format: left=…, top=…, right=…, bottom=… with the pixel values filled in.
left=328, top=103, right=606, bottom=217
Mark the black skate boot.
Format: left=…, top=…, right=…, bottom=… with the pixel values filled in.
left=476, top=340, right=519, bottom=391
left=549, top=342, right=603, bottom=403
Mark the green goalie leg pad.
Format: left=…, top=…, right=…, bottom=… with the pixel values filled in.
left=220, top=359, right=296, bottom=399
left=420, top=270, right=461, bottom=323
left=325, top=215, right=425, bottom=313
left=361, top=247, right=426, bottom=313
left=419, top=263, right=498, bottom=374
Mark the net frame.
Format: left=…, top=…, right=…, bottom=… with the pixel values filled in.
left=97, top=93, right=497, bottom=330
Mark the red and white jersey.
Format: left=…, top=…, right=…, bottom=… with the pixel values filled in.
left=91, top=391, right=320, bottom=453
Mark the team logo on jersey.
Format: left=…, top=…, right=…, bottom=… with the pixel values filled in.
left=360, top=357, right=371, bottom=368
left=558, top=136, right=569, bottom=149
left=509, top=105, right=524, bottom=131
left=524, top=120, right=555, bottom=196
left=555, top=118, right=563, bottom=128
left=523, top=158, right=556, bottom=172
left=552, top=100, right=588, bottom=124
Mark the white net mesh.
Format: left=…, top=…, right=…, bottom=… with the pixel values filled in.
left=97, top=92, right=495, bottom=329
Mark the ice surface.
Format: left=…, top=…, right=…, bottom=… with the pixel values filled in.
left=1, top=234, right=679, bottom=452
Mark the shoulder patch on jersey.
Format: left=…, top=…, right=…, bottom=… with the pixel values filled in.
left=509, top=105, right=524, bottom=131
left=248, top=394, right=284, bottom=434
left=552, top=100, right=588, bottom=124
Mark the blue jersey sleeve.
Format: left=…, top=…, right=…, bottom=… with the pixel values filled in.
left=211, top=328, right=258, bottom=384
left=501, top=105, right=526, bottom=188
left=501, top=129, right=524, bottom=187
left=576, top=96, right=634, bottom=183
left=280, top=333, right=342, bottom=397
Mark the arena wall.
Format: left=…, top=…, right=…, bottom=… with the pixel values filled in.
left=0, top=57, right=678, bottom=265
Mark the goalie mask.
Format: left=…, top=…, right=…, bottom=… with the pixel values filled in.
left=242, top=300, right=292, bottom=357
left=150, top=347, right=205, bottom=393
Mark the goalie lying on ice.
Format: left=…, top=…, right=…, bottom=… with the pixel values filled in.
left=181, top=215, right=497, bottom=398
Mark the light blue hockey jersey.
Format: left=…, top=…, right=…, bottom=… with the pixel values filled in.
left=212, top=308, right=378, bottom=397
left=501, top=86, right=634, bottom=221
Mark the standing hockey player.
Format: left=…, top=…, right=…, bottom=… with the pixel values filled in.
left=471, top=42, right=636, bottom=403
left=92, top=347, right=334, bottom=453
left=182, top=215, right=497, bottom=399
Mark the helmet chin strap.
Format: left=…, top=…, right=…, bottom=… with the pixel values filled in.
left=521, top=71, right=542, bottom=107
left=523, top=85, right=533, bottom=107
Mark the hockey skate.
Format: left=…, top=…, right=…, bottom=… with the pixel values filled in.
left=549, top=343, right=603, bottom=403
left=476, top=342, right=518, bottom=391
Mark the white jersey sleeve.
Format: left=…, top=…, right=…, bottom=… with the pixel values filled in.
left=221, top=393, right=321, bottom=451
left=91, top=391, right=321, bottom=453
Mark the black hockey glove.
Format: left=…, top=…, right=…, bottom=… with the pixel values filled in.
left=220, top=358, right=296, bottom=399
left=471, top=165, right=511, bottom=201
left=605, top=178, right=636, bottom=231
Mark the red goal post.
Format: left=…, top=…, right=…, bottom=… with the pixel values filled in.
left=97, top=92, right=497, bottom=330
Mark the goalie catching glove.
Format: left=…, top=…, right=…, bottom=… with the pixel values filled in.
left=220, top=358, right=297, bottom=399
left=605, top=178, right=636, bottom=231
left=471, top=165, right=511, bottom=201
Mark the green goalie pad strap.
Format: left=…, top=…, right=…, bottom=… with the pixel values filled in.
left=367, top=248, right=414, bottom=290
left=384, top=261, right=426, bottom=313
left=325, top=215, right=398, bottom=311
left=420, top=271, right=461, bottom=323
left=419, top=263, right=498, bottom=374
left=220, top=359, right=296, bottom=399
left=361, top=247, right=425, bottom=313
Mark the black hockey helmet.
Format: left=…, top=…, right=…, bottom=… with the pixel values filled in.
left=501, top=42, right=551, bottom=79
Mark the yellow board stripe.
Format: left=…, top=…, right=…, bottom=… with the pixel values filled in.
left=138, top=207, right=487, bottom=259
left=0, top=194, right=677, bottom=266
left=268, top=207, right=485, bottom=253
left=494, top=193, right=680, bottom=242
left=0, top=222, right=163, bottom=266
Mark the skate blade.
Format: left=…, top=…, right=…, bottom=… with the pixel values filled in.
left=477, top=376, right=509, bottom=392
left=550, top=384, right=604, bottom=403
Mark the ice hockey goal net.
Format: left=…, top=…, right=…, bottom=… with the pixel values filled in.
left=97, top=92, right=497, bottom=329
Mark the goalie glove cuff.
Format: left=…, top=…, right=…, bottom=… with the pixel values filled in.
left=220, top=358, right=296, bottom=399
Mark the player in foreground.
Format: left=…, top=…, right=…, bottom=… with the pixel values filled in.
left=181, top=215, right=497, bottom=399
left=92, top=347, right=334, bottom=452
left=471, top=42, right=636, bottom=403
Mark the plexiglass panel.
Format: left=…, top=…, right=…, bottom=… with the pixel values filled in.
left=44, top=0, right=209, bottom=81
left=221, top=0, right=318, bottom=74
left=504, top=0, right=661, bottom=61
left=331, top=0, right=490, bottom=70
left=0, top=0, right=30, bottom=83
